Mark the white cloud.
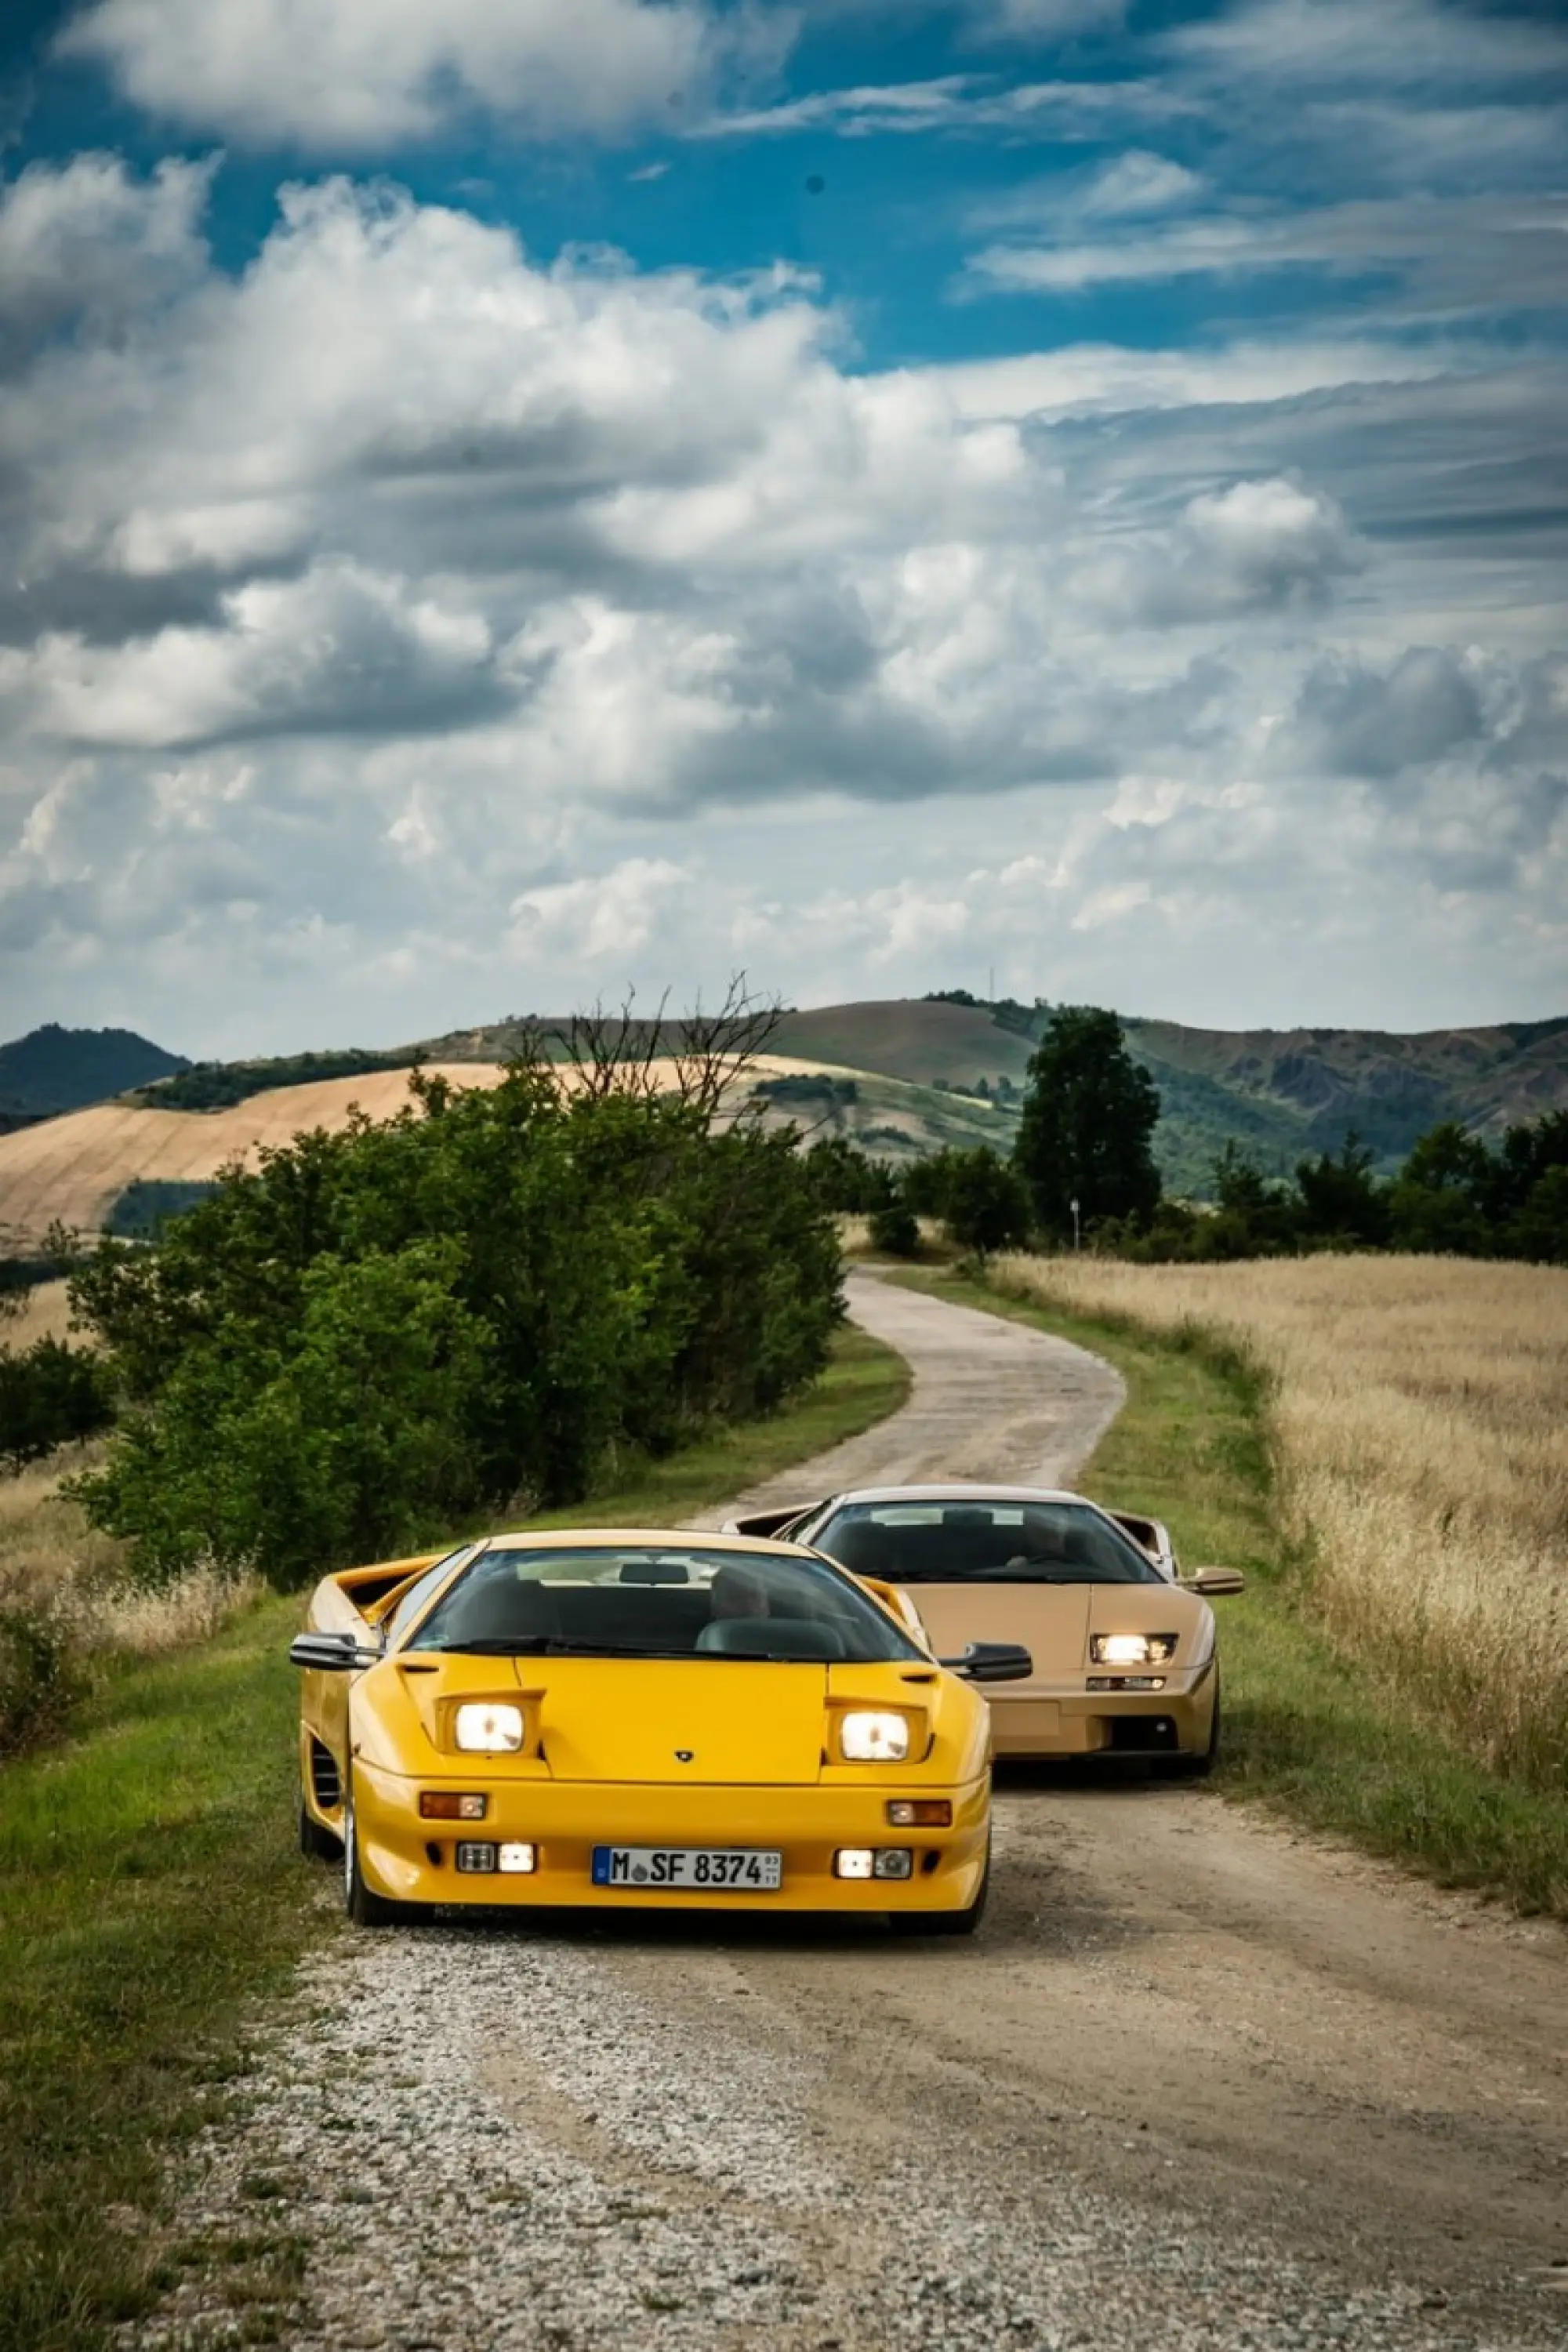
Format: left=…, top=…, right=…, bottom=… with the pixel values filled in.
left=60, top=0, right=767, bottom=149
left=695, top=72, right=1192, bottom=140
left=0, top=156, right=1563, bottom=1044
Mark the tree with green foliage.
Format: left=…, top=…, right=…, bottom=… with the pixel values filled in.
left=0, top=1338, right=114, bottom=1471
left=1292, top=1131, right=1392, bottom=1248
left=800, top=1135, right=895, bottom=1214
left=1012, top=1006, right=1162, bottom=1240
left=69, top=1047, right=843, bottom=1588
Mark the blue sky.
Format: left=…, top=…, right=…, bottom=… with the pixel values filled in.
left=2, top=0, right=1566, bottom=1052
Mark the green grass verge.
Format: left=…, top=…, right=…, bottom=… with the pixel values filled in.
left=0, top=1323, right=909, bottom=2352
left=892, top=1268, right=1568, bottom=1918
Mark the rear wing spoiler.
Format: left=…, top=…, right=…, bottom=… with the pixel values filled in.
left=721, top=1503, right=822, bottom=1540
left=1108, top=1510, right=1178, bottom=1578
left=304, top=1550, right=449, bottom=1637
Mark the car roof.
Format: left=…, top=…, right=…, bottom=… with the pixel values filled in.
left=815, top=1484, right=1091, bottom=1508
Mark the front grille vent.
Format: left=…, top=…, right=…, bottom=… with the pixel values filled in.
left=309, top=1739, right=343, bottom=1810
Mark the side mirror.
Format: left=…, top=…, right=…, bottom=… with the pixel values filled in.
left=938, top=1641, right=1033, bottom=1684
left=289, top=1631, right=379, bottom=1672
left=1183, top=1566, right=1246, bottom=1597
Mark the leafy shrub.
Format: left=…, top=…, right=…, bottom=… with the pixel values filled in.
left=869, top=1200, right=921, bottom=1257
left=0, top=1602, right=86, bottom=1755
left=0, top=1339, right=115, bottom=1472
left=70, top=1061, right=843, bottom=1588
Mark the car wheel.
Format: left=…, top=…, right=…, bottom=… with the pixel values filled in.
left=298, top=1788, right=340, bottom=1861
left=1170, top=1673, right=1221, bottom=1780
left=343, top=1771, right=421, bottom=1928
left=887, top=1842, right=991, bottom=1939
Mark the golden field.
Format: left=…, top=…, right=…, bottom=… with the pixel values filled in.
left=989, top=1251, right=1568, bottom=1788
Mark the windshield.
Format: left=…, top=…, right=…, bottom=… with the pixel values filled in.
left=811, top=1502, right=1164, bottom=1587
left=405, top=1544, right=925, bottom=1662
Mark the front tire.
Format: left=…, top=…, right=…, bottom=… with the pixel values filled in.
left=887, top=1842, right=991, bottom=1940
left=1170, top=1673, right=1221, bottom=1780
left=343, top=1772, right=424, bottom=1928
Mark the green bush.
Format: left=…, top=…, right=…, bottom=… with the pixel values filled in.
left=69, top=1063, right=843, bottom=1588
left=0, top=1338, right=115, bottom=1471
left=869, top=1200, right=921, bottom=1257
left=0, top=1602, right=86, bottom=1756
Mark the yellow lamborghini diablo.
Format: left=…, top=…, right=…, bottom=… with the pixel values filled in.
left=291, top=1530, right=1031, bottom=1933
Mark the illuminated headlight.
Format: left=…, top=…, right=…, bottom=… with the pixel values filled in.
left=1090, top=1632, right=1177, bottom=1668
left=839, top=1710, right=910, bottom=1762
left=454, top=1702, right=525, bottom=1753
left=497, top=1842, right=536, bottom=1875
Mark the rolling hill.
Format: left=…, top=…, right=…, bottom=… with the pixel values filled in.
left=0, top=1024, right=189, bottom=1120
left=2, top=996, right=1563, bottom=1250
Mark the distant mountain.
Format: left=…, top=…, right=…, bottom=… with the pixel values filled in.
left=408, top=996, right=1568, bottom=1195
left=777, top=999, right=1568, bottom=1195
left=0, top=1023, right=190, bottom=1118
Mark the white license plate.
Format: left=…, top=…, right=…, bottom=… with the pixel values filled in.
left=590, top=1846, right=782, bottom=1891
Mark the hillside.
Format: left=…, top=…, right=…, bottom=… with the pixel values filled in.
left=6, top=996, right=1563, bottom=1250
left=0, top=1024, right=189, bottom=1118
left=0, top=1052, right=1007, bottom=1253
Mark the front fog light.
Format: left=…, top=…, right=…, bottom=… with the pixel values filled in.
left=839, top=1710, right=910, bottom=1761
left=456, top=1842, right=497, bottom=1873
left=1091, top=1632, right=1177, bottom=1668
left=497, top=1842, right=536, bottom=1875
left=455, top=1702, right=524, bottom=1753
left=873, top=1849, right=913, bottom=1881
left=834, top=1849, right=875, bottom=1879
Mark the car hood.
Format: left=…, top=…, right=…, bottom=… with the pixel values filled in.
left=368, top=1654, right=833, bottom=1785
left=905, top=1583, right=1210, bottom=1689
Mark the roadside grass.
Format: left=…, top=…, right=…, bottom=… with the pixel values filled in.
left=0, top=1322, right=909, bottom=2352
left=891, top=1266, right=1568, bottom=1918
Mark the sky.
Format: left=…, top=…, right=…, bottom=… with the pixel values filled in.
left=1, top=0, right=1566, bottom=1057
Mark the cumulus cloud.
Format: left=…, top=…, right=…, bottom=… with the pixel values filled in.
left=60, top=0, right=778, bottom=149
left=1, top=151, right=1564, bottom=1044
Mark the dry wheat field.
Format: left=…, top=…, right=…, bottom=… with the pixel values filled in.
left=991, top=1252, right=1568, bottom=1788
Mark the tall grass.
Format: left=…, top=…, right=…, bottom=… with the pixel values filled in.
left=0, top=1450, right=259, bottom=1754
left=989, top=1252, right=1568, bottom=1790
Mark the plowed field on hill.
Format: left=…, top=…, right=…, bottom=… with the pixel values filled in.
left=0, top=1054, right=871, bottom=1250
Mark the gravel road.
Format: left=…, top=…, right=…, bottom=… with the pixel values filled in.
left=129, top=1274, right=1568, bottom=2352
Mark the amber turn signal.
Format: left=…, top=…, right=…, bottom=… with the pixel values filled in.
left=886, top=1799, right=952, bottom=1827
left=419, top=1791, right=488, bottom=1820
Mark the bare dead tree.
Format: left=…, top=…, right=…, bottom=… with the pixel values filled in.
left=543, top=975, right=785, bottom=1123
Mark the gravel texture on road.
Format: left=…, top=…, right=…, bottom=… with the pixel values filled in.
left=122, top=1272, right=1568, bottom=2351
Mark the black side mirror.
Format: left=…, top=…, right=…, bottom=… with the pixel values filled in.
left=939, top=1641, right=1033, bottom=1684
left=289, top=1631, right=379, bottom=1672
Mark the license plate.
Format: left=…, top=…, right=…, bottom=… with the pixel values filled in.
left=590, top=1846, right=782, bottom=1891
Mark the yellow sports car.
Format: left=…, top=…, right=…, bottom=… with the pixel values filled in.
left=290, top=1529, right=1031, bottom=1932
left=730, top=1486, right=1244, bottom=1773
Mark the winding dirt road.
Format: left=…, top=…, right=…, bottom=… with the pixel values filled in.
left=134, top=1274, right=1568, bottom=2352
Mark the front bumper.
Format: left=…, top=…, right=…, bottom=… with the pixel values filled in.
left=986, top=1662, right=1217, bottom=1758
left=351, top=1761, right=993, bottom=1914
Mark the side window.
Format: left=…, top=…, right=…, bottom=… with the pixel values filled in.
left=383, top=1547, right=477, bottom=1646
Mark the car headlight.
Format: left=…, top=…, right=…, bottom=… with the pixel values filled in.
left=454, top=1701, right=525, bottom=1752
left=838, top=1710, right=911, bottom=1762
left=1090, top=1632, right=1178, bottom=1667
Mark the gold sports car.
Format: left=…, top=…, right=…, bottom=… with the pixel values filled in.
left=728, top=1486, right=1244, bottom=1773
left=290, top=1528, right=1032, bottom=1932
